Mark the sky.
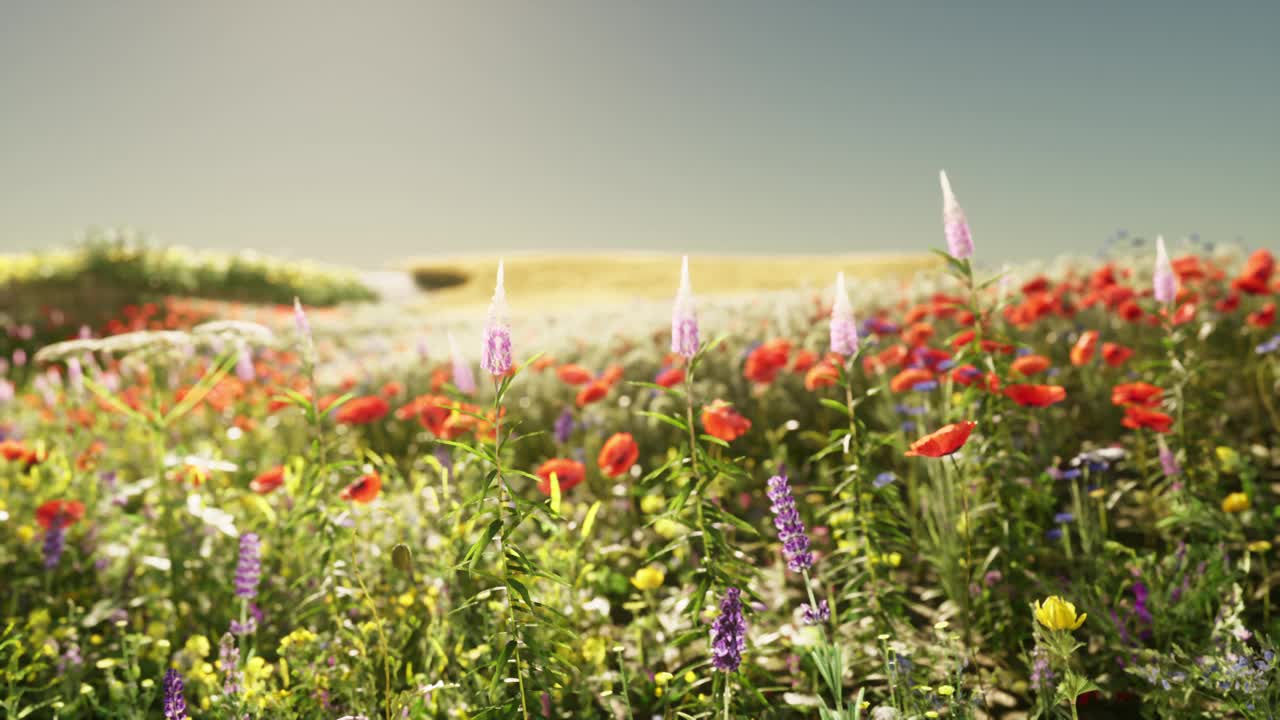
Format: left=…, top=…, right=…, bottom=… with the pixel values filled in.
left=1, top=1, right=1277, bottom=267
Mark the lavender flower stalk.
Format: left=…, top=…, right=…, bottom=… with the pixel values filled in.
left=234, top=532, right=261, bottom=599
left=767, top=474, right=813, bottom=572
left=480, top=260, right=513, bottom=376
left=710, top=587, right=747, bottom=672
left=43, top=523, right=66, bottom=569
left=1153, top=235, right=1177, bottom=305
left=162, top=668, right=188, bottom=720
left=553, top=407, right=575, bottom=444
left=939, top=169, right=974, bottom=259
left=448, top=332, right=477, bottom=394
left=1158, top=437, right=1181, bottom=477
left=671, top=255, right=699, bottom=359
left=830, top=271, right=859, bottom=356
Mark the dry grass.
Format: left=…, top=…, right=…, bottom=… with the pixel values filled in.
left=406, top=252, right=939, bottom=309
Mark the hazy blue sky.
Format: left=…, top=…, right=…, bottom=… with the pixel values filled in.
left=1, top=1, right=1277, bottom=267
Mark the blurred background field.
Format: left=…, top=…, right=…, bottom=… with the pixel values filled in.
left=407, top=252, right=938, bottom=308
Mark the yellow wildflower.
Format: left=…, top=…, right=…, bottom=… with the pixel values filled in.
left=937, top=684, right=955, bottom=697
left=630, top=566, right=665, bottom=591
left=1216, top=446, right=1241, bottom=472
left=640, top=495, right=665, bottom=514
left=184, top=635, right=211, bottom=659
left=1248, top=540, right=1272, bottom=553
left=1033, top=595, right=1086, bottom=631
left=16, top=525, right=35, bottom=543
left=654, top=672, right=673, bottom=686
left=582, top=637, right=607, bottom=665
left=1222, top=492, right=1250, bottom=514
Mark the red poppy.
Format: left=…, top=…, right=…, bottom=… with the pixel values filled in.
left=863, top=344, right=908, bottom=374
left=1171, top=302, right=1197, bottom=325
left=557, top=364, right=594, bottom=386
left=1071, top=331, right=1099, bottom=366
left=1217, top=293, right=1241, bottom=313
left=1233, top=249, right=1274, bottom=295
left=1091, top=343, right=1127, bottom=368
left=743, top=339, right=792, bottom=384
left=576, top=380, right=610, bottom=408
left=791, top=349, right=817, bottom=373
left=340, top=473, right=382, bottom=503
left=905, top=421, right=977, bottom=458
left=1010, top=354, right=1051, bottom=376
left=1116, top=300, right=1143, bottom=323
left=902, top=322, right=935, bottom=347
left=379, top=381, right=404, bottom=398
left=804, top=362, right=840, bottom=391
left=889, top=368, right=935, bottom=393
left=36, top=499, right=85, bottom=530
left=0, top=439, right=28, bottom=462
left=335, top=396, right=390, bottom=425
left=1111, top=382, right=1163, bottom=407
left=1247, top=302, right=1276, bottom=329
left=251, top=465, right=286, bottom=494
left=600, top=364, right=625, bottom=387
left=598, top=433, right=639, bottom=478
left=1122, top=405, right=1174, bottom=433
left=531, top=356, right=557, bottom=372
left=1004, top=384, right=1067, bottom=408
left=950, top=364, right=983, bottom=386
left=655, top=366, right=685, bottom=388
left=535, top=458, right=586, bottom=495
left=950, top=329, right=976, bottom=350
left=701, top=400, right=752, bottom=442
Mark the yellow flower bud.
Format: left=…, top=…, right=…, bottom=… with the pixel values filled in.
left=630, top=566, right=665, bottom=591
left=1222, top=492, right=1250, bottom=514
left=1033, top=595, right=1086, bottom=631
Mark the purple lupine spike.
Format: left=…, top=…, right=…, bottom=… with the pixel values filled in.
left=67, top=357, right=84, bottom=394
left=553, top=407, right=575, bottom=444
left=219, top=633, right=242, bottom=696
left=235, top=346, right=256, bottom=383
left=939, top=170, right=974, bottom=259
left=830, top=271, right=859, bottom=357
left=671, top=256, right=699, bottom=359
left=480, top=260, right=512, bottom=376
left=710, top=587, right=747, bottom=672
left=448, top=332, right=476, bottom=394
left=162, top=668, right=188, bottom=720
left=234, top=533, right=261, bottom=599
left=43, top=523, right=66, bottom=569
left=1153, top=235, right=1177, bottom=305
left=1158, top=437, right=1180, bottom=477
left=293, top=297, right=311, bottom=339
left=766, top=474, right=813, bottom=572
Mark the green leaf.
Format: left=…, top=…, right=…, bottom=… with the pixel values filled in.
left=819, top=398, right=851, bottom=416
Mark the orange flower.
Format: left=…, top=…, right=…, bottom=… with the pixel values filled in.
left=889, top=368, right=935, bottom=393
left=251, top=465, right=286, bottom=494
left=1010, top=354, right=1051, bottom=376
left=902, top=322, right=935, bottom=347
left=1100, top=342, right=1134, bottom=368
left=36, top=499, right=85, bottom=530
left=905, top=421, right=977, bottom=458
left=0, top=439, right=29, bottom=462
left=1004, top=384, right=1067, bottom=408
left=804, top=362, right=840, bottom=391
left=531, top=355, right=557, bottom=372
left=1111, top=382, right=1163, bottom=408
left=863, top=344, right=908, bottom=374
left=1070, top=331, right=1099, bottom=366
left=557, top=364, right=594, bottom=386
left=655, top=366, right=685, bottom=388
left=576, top=380, right=611, bottom=408
left=743, top=339, right=792, bottom=384
left=1233, top=249, right=1274, bottom=295
left=1122, top=405, right=1174, bottom=433
left=340, top=473, right=382, bottom=503
left=535, top=458, right=586, bottom=495
left=701, top=400, right=752, bottom=442
left=598, top=433, right=639, bottom=478
left=335, top=396, right=390, bottom=425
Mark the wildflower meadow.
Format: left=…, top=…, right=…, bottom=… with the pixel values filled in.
left=4, top=174, right=1280, bottom=719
